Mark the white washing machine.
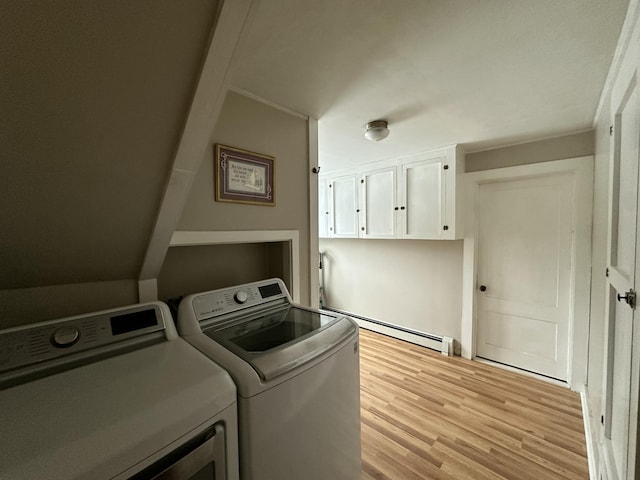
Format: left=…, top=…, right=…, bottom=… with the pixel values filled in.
left=177, top=278, right=361, bottom=480
left=0, top=302, right=239, bottom=480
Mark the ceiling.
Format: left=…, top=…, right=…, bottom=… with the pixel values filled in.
left=231, top=0, right=629, bottom=171
left=0, top=0, right=218, bottom=289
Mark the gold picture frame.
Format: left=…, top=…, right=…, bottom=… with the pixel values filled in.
left=214, top=144, right=275, bottom=206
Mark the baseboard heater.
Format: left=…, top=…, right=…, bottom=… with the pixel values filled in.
left=322, top=307, right=454, bottom=356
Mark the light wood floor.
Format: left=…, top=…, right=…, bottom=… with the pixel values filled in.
left=359, top=329, right=589, bottom=480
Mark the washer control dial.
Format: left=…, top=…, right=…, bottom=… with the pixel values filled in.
left=234, top=291, right=248, bottom=304
left=51, top=325, right=80, bottom=348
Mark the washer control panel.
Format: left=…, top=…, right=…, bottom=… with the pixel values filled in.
left=0, top=304, right=166, bottom=374
left=193, top=278, right=290, bottom=321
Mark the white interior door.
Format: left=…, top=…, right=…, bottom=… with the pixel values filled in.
left=476, top=173, right=574, bottom=380
left=602, top=51, right=640, bottom=480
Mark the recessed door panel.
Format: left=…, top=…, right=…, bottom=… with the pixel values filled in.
left=480, top=183, right=564, bottom=308
left=612, top=85, right=639, bottom=281
left=485, top=311, right=558, bottom=359
left=610, top=291, right=634, bottom=477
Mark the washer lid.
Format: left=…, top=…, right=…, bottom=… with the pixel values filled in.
left=205, top=306, right=356, bottom=380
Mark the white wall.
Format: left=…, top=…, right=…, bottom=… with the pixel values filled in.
left=320, top=238, right=463, bottom=342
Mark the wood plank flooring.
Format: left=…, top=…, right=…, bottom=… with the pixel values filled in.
left=358, top=329, right=589, bottom=480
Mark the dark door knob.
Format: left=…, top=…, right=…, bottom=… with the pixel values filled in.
left=617, top=290, right=636, bottom=309
left=479, top=285, right=487, bottom=292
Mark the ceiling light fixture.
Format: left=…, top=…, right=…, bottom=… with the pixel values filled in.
left=364, top=120, right=389, bottom=142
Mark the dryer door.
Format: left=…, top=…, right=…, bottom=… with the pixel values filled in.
left=131, top=423, right=227, bottom=480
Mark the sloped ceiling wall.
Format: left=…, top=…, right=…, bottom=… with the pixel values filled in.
left=0, top=0, right=219, bottom=289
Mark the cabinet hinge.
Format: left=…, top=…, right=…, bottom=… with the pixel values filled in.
left=443, top=165, right=449, bottom=170
left=610, top=125, right=613, bottom=136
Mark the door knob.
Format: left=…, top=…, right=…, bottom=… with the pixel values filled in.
left=479, top=285, right=487, bottom=292
left=617, top=290, right=636, bottom=309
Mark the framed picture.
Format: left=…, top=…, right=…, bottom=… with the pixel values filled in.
left=214, top=144, right=275, bottom=206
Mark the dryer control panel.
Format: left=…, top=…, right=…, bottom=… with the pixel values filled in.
left=0, top=304, right=167, bottom=379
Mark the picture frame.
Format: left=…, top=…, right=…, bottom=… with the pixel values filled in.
left=214, top=144, right=275, bottom=206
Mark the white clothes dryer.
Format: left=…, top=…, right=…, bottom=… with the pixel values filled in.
left=0, top=302, right=239, bottom=480
left=177, top=278, right=361, bottom=480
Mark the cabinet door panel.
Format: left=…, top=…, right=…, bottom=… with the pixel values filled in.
left=362, top=167, right=396, bottom=238
left=402, top=160, right=443, bottom=238
left=331, top=175, right=358, bottom=237
left=318, top=177, right=330, bottom=238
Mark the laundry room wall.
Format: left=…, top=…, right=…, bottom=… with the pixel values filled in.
left=320, top=238, right=464, bottom=341
left=166, top=91, right=311, bottom=304
left=319, top=131, right=594, bottom=350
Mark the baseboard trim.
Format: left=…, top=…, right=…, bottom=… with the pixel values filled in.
left=473, top=357, right=568, bottom=387
left=579, top=386, right=599, bottom=480
left=322, top=306, right=448, bottom=354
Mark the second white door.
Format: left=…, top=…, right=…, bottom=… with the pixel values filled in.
left=476, top=172, right=574, bottom=380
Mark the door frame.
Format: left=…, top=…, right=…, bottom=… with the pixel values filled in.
left=461, top=156, right=594, bottom=390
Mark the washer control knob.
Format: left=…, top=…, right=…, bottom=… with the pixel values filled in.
left=51, top=325, right=80, bottom=348
left=234, top=291, right=248, bottom=304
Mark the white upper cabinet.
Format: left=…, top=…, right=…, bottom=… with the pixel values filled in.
left=319, top=145, right=464, bottom=240
left=399, top=146, right=464, bottom=239
left=318, top=176, right=330, bottom=239
left=360, top=166, right=397, bottom=238
left=400, top=157, right=444, bottom=239
left=329, top=173, right=359, bottom=238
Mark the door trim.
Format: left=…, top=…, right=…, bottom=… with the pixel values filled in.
left=461, top=156, right=594, bottom=390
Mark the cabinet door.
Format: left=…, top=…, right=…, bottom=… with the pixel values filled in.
left=400, top=158, right=445, bottom=239
left=361, top=166, right=397, bottom=238
left=318, top=176, right=330, bottom=238
left=330, top=174, right=359, bottom=238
